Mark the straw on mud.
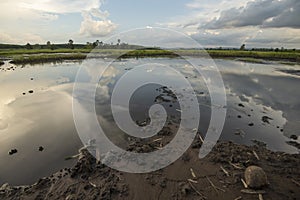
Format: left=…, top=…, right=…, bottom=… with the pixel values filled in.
left=229, top=162, right=243, bottom=170
left=234, top=197, right=242, bottom=200
left=241, top=178, right=248, bottom=188
left=187, top=181, right=207, bottom=199
left=190, top=168, right=196, bottom=178
left=206, top=176, right=225, bottom=193
left=253, top=150, right=260, bottom=160
left=291, top=179, right=300, bottom=187
left=220, top=165, right=230, bottom=177
left=187, top=178, right=198, bottom=183
left=241, top=189, right=266, bottom=194
left=259, top=194, right=264, bottom=200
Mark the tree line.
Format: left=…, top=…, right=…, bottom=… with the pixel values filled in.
left=0, top=39, right=143, bottom=50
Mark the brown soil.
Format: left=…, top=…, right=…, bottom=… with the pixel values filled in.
left=0, top=140, right=299, bottom=200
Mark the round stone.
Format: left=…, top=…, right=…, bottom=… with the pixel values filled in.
left=244, top=165, right=268, bottom=189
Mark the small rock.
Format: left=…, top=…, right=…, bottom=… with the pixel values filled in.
left=0, top=183, right=10, bottom=191
left=262, top=116, right=273, bottom=124
left=244, top=166, right=268, bottom=189
left=290, top=135, right=298, bottom=140
left=248, top=123, right=254, bottom=126
left=8, top=149, right=18, bottom=155
left=28, top=90, right=34, bottom=94
left=38, top=146, right=44, bottom=151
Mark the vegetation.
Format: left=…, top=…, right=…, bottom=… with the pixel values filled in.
left=0, top=41, right=299, bottom=65
left=10, top=53, right=87, bottom=65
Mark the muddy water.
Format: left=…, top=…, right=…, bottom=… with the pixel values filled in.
left=0, top=58, right=299, bottom=185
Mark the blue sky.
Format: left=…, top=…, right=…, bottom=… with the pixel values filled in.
left=0, top=0, right=299, bottom=48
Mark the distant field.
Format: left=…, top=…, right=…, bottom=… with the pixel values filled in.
left=0, top=48, right=299, bottom=65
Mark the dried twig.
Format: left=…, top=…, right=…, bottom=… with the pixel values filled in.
left=229, top=162, right=244, bottom=170
left=206, top=176, right=225, bottom=193
left=188, top=181, right=207, bottom=199
left=198, top=135, right=204, bottom=143
left=241, top=178, right=248, bottom=188
left=152, top=138, right=163, bottom=143
left=291, top=179, right=300, bottom=187
left=89, top=182, right=97, bottom=188
left=187, top=178, right=198, bottom=183
left=190, top=168, right=196, bottom=178
left=253, top=150, right=260, bottom=160
left=241, top=189, right=266, bottom=194
left=234, top=196, right=242, bottom=200
left=220, top=165, right=230, bottom=177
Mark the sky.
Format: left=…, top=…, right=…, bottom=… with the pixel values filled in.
left=0, top=0, right=299, bottom=48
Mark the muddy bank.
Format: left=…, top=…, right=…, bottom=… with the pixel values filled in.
left=0, top=140, right=299, bottom=200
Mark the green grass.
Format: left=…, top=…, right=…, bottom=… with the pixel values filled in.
left=1, top=48, right=299, bottom=65
left=176, top=49, right=300, bottom=61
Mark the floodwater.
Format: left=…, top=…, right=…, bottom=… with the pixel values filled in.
left=0, top=57, right=299, bottom=185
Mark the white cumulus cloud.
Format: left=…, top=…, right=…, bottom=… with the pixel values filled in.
left=79, top=9, right=117, bottom=37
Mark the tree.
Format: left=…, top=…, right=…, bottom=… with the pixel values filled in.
left=92, top=40, right=100, bottom=48
left=117, top=39, right=121, bottom=45
left=68, top=39, right=74, bottom=49
left=46, top=41, right=51, bottom=49
left=240, top=44, right=246, bottom=50
left=34, top=44, right=40, bottom=49
left=25, top=43, right=32, bottom=49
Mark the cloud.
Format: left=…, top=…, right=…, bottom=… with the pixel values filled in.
left=154, top=0, right=300, bottom=48
left=263, top=2, right=300, bottom=28
left=190, top=28, right=252, bottom=47
left=201, top=0, right=299, bottom=29
left=0, top=32, right=44, bottom=44
left=19, top=0, right=100, bottom=13
left=79, top=9, right=117, bottom=37
left=189, top=27, right=300, bottom=48
left=0, top=0, right=117, bottom=42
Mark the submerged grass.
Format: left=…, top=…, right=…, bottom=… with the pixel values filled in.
left=1, top=48, right=299, bottom=65
left=10, top=53, right=87, bottom=64
left=234, top=57, right=267, bottom=64
left=0, top=48, right=91, bottom=56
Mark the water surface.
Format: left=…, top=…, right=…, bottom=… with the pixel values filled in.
left=0, top=58, right=299, bottom=185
